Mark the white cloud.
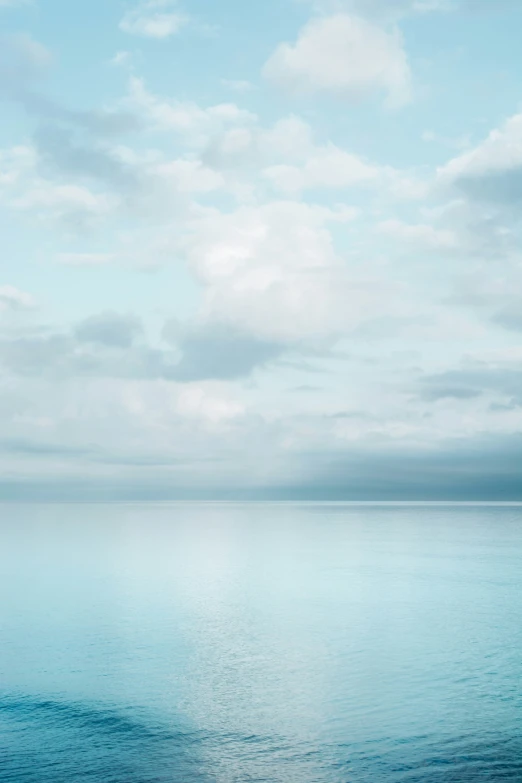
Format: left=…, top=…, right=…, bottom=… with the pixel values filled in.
left=263, top=144, right=379, bottom=193
left=378, top=219, right=459, bottom=249
left=0, top=285, right=35, bottom=311
left=263, top=14, right=412, bottom=108
left=438, top=114, right=522, bottom=186
left=123, top=77, right=257, bottom=144
left=12, top=182, right=118, bottom=225
left=260, top=116, right=315, bottom=161
left=434, top=111, right=522, bottom=221
left=181, top=201, right=380, bottom=344
left=419, top=198, right=519, bottom=261
left=1, top=0, right=522, bottom=500
left=111, top=51, right=132, bottom=67
left=154, top=159, right=225, bottom=193
left=0, top=144, right=120, bottom=230
left=120, top=80, right=413, bottom=202
left=120, top=0, right=188, bottom=39
left=202, top=113, right=409, bottom=199
left=0, top=145, right=36, bottom=187
left=175, top=384, right=245, bottom=425
left=203, top=116, right=315, bottom=173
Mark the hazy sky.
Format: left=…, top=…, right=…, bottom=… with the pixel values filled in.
left=1, top=0, right=521, bottom=499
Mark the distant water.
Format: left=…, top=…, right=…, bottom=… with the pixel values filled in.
left=1, top=502, right=522, bottom=782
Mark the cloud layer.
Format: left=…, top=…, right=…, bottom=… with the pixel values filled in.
left=0, top=0, right=521, bottom=498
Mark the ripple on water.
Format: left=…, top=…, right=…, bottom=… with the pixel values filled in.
left=1, top=694, right=522, bottom=783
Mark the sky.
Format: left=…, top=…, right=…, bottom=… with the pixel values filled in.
left=0, top=0, right=522, bottom=500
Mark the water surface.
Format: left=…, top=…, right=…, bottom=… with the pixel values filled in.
left=1, top=502, right=521, bottom=781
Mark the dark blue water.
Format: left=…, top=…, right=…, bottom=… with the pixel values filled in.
left=1, top=502, right=521, bottom=782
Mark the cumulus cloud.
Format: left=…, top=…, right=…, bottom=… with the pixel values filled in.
left=181, top=201, right=370, bottom=343
left=437, top=114, right=522, bottom=203
left=123, top=77, right=257, bottom=143
left=200, top=112, right=415, bottom=198
left=112, top=80, right=416, bottom=209
left=263, top=144, right=379, bottom=193
left=119, top=0, right=189, bottom=39
left=263, top=14, right=412, bottom=107
left=201, top=116, right=314, bottom=173
left=153, top=158, right=224, bottom=193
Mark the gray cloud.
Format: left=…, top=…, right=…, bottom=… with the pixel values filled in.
left=492, top=304, right=522, bottom=333
left=290, top=384, right=324, bottom=392
left=0, top=329, right=158, bottom=379
left=455, top=168, right=522, bottom=205
left=1, top=432, right=521, bottom=501
left=0, top=436, right=217, bottom=468
left=0, top=332, right=73, bottom=376
left=327, top=410, right=377, bottom=419
left=163, top=321, right=284, bottom=381
left=490, top=400, right=519, bottom=412
left=34, top=126, right=140, bottom=190
left=75, top=312, right=143, bottom=349
left=283, top=433, right=522, bottom=501
left=0, top=437, right=98, bottom=459
left=0, top=34, right=50, bottom=89
left=0, top=316, right=286, bottom=382
left=421, top=385, right=483, bottom=402
left=0, top=34, right=139, bottom=136
left=23, top=92, right=141, bottom=135
left=419, top=366, right=522, bottom=405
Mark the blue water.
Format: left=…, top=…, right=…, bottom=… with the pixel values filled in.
left=1, top=502, right=521, bottom=782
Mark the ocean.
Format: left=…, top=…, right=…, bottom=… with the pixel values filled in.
left=1, top=502, right=521, bottom=782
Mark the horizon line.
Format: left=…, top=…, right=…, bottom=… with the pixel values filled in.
left=1, top=500, right=522, bottom=506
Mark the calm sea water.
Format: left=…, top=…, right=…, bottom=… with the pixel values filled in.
left=1, top=502, right=521, bottom=782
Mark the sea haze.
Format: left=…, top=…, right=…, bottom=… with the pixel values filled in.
left=1, top=502, right=521, bottom=782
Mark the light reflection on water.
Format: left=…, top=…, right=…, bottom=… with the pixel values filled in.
left=1, top=502, right=521, bottom=781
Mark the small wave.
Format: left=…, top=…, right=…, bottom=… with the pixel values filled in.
left=331, top=733, right=522, bottom=782
left=0, top=694, right=193, bottom=744
left=0, top=693, right=214, bottom=783
left=1, top=694, right=522, bottom=782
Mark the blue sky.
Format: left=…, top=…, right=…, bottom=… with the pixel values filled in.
left=1, top=0, right=522, bottom=499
